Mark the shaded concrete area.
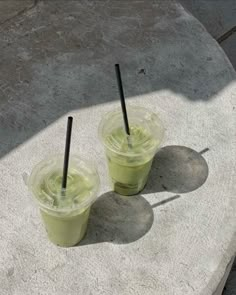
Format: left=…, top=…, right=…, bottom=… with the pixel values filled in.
left=180, top=0, right=236, bottom=69
left=0, top=1, right=235, bottom=295
left=179, top=0, right=236, bottom=39
left=178, top=3, right=236, bottom=293
left=80, top=192, right=154, bottom=246
left=221, top=33, right=236, bottom=71
left=0, top=0, right=235, bottom=160
left=0, top=0, right=35, bottom=25
left=144, top=146, right=209, bottom=194
left=224, top=265, right=236, bottom=295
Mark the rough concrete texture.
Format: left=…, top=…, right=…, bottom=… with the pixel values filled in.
left=216, top=257, right=235, bottom=295
left=222, top=33, right=236, bottom=71
left=0, top=0, right=34, bottom=25
left=223, top=260, right=236, bottom=294
left=179, top=0, right=236, bottom=71
left=224, top=267, right=236, bottom=295
left=0, top=1, right=235, bottom=295
left=179, top=0, right=236, bottom=39
left=176, top=2, right=236, bottom=293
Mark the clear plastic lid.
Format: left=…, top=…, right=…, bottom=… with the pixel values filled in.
left=27, top=154, right=100, bottom=214
left=98, top=106, right=165, bottom=157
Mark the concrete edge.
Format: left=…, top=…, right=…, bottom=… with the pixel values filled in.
left=213, top=256, right=235, bottom=295
left=175, top=0, right=236, bottom=76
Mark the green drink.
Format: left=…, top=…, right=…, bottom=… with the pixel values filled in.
left=27, top=155, right=100, bottom=247
left=99, top=106, right=164, bottom=195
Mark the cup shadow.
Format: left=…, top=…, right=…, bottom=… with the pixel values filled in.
left=144, top=145, right=209, bottom=194
left=79, top=192, right=154, bottom=246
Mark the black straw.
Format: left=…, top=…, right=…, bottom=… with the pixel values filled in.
left=62, top=116, right=73, bottom=190
left=115, top=64, right=130, bottom=135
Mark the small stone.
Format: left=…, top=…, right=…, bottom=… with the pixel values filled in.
left=138, top=69, right=146, bottom=75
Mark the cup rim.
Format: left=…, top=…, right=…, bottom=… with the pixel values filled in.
left=28, top=154, right=100, bottom=214
left=98, top=106, right=165, bottom=157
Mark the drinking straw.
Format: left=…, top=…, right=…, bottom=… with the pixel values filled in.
left=62, top=116, right=73, bottom=190
left=115, top=64, right=130, bottom=136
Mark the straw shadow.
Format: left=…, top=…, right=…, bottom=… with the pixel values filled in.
left=79, top=192, right=154, bottom=246
left=199, top=147, right=210, bottom=155
left=144, top=145, right=209, bottom=194
left=151, top=195, right=181, bottom=208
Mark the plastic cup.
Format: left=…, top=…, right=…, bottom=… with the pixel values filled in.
left=99, top=106, right=164, bottom=196
left=27, top=154, right=100, bottom=247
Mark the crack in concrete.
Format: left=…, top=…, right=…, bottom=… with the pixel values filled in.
left=217, top=26, right=236, bottom=43
left=0, top=0, right=39, bottom=26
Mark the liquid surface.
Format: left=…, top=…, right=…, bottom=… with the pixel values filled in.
left=106, top=125, right=157, bottom=155
left=37, top=169, right=94, bottom=210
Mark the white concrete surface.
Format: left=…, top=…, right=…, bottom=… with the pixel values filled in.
left=0, top=1, right=235, bottom=295
left=178, top=2, right=236, bottom=292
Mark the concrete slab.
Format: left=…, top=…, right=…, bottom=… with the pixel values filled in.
left=179, top=0, right=236, bottom=39
left=0, top=0, right=34, bottom=25
left=223, top=259, right=236, bottom=294
left=0, top=1, right=235, bottom=295
left=0, top=0, right=235, bottom=159
left=179, top=0, right=236, bottom=72
left=221, top=33, right=236, bottom=70
left=224, top=271, right=236, bottom=295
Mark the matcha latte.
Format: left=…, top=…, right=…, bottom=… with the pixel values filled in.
left=99, top=106, right=164, bottom=195
left=28, top=155, right=99, bottom=247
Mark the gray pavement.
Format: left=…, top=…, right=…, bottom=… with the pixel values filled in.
left=221, top=33, right=236, bottom=72
left=179, top=2, right=236, bottom=293
left=179, top=0, right=236, bottom=39
left=0, top=0, right=34, bottom=25
left=180, top=0, right=236, bottom=69
left=224, top=267, right=236, bottom=295
left=0, top=1, right=235, bottom=295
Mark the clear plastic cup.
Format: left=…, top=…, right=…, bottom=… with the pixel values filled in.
left=26, top=154, right=100, bottom=247
left=99, top=106, right=164, bottom=196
